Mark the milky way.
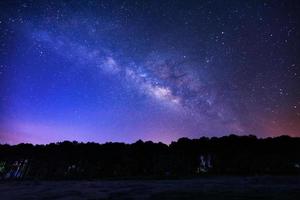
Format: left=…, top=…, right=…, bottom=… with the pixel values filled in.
left=0, top=0, right=299, bottom=144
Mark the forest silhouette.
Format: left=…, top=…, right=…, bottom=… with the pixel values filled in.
left=1, top=135, right=300, bottom=180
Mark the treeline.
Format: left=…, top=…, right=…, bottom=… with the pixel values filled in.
left=0, top=135, right=300, bottom=180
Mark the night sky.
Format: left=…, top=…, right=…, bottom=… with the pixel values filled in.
left=0, top=0, right=299, bottom=144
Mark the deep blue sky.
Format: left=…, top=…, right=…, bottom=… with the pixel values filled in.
left=0, top=0, right=299, bottom=144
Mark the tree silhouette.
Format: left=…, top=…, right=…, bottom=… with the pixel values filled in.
left=0, top=135, right=299, bottom=180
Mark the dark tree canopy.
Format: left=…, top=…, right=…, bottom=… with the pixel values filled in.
left=0, top=135, right=300, bottom=180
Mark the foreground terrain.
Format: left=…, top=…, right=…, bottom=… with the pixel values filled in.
left=0, top=176, right=299, bottom=200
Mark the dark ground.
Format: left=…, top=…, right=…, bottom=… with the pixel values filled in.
left=0, top=176, right=299, bottom=200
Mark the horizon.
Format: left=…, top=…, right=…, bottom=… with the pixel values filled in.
left=0, top=134, right=297, bottom=146
left=0, top=0, right=299, bottom=144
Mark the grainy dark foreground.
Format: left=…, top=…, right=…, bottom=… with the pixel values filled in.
left=0, top=176, right=299, bottom=200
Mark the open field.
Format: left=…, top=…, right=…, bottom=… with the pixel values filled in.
left=0, top=176, right=299, bottom=200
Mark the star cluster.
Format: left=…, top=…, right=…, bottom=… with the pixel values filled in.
left=0, top=0, right=299, bottom=144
